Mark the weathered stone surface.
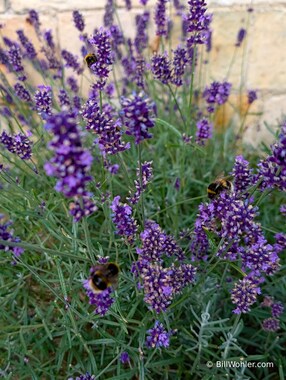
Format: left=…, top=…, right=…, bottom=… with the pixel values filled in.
left=247, top=11, right=286, bottom=91
left=0, top=0, right=6, bottom=13
left=10, top=0, right=107, bottom=13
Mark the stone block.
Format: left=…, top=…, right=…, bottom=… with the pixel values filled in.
left=10, top=0, right=107, bottom=13
left=0, top=0, right=6, bottom=13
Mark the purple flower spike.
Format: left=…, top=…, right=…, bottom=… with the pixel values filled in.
left=262, top=318, right=280, bottom=332
left=0, top=215, right=24, bottom=261
left=16, top=30, right=37, bottom=59
left=69, top=372, right=95, bottom=380
left=235, top=28, right=246, bottom=47
left=73, top=10, right=85, bottom=32
left=195, top=118, right=213, bottom=145
left=111, top=196, right=138, bottom=243
left=8, top=45, right=24, bottom=73
left=247, top=90, right=257, bottom=105
left=26, top=9, right=41, bottom=33
left=135, top=11, right=150, bottom=54
left=34, top=85, right=52, bottom=118
left=83, top=274, right=114, bottom=316
left=203, top=81, right=232, bottom=112
left=128, top=161, right=153, bottom=205
left=62, top=50, right=82, bottom=74
left=151, top=53, right=172, bottom=85
left=171, top=47, right=188, bottom=86
left=88, top=28, right=113, bottom=90
left=146, top=321, right=174, bottom=349
left=121, top=92, right=156, bottom=144
left=120, top=351, right=130, bottom=364
left=155, top=0, right=168, bottom=37
left=271, top=302, right=284, bottom=318
left=231, top=155, right=253, bottom=196
left=0, top=131, right=32, bottom=160
left=14, top=83, right=31, bottom=102
left=231, top=277, right=261, bottom=314
left=44, top=112, right=93, bottom=198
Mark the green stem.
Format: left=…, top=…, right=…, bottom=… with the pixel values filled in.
left=138, top=143, right=145, bottom=226
left=167, top=83, right=187, bottom=131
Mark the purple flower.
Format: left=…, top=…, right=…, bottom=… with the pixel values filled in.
left=195, top=118, right=213, bottom=145
left=127, top=161, right=153, bottom=204
left=125, top=0, right=132, bottom=10
left=151, top=53, right=172, bottom=85
left=135, top=56, right=146, bottom=89
left=173, top=0, right=185, bottom=14
left=43, top=29, right=55, bottom=49
left=58, top=89, right=71, bottom=109
left=256, top=122, right=286, bottom=191
left=34, top=85, right=52, bottom=117
left=110, top=25, right=124, bottom=60
left=69, top=196, right=98, bottom=222
left=262, top=318, right=280, bottom=332
left=0, top=215, right=24, bottom=260
left=235, top=28, right=246, bottom=47
left=231, top=155, right=253, bottom=196
left=73, top=96, right=81, bottom=112
left=271, top=302, right=284, bottom=318
left=83, top=274, right=114, bottom=316
left=146, top=321, right=174, bottom=348
left=62, top=50, right=82, bottom=74
left=82, top=98, right=108, bottom=133
left=135, top=11, right=150, bottom=54
left=133, top=221, right=195, bottom=312
left=280, top=204, right=286, bottom=215
left=73, top=10, right=85, bottom=32
left=26, top=10, right=41, bottom=33
left=108, top=164, right=119, bottom=174
left=121, top=92, right=156, bottom=144
left=187, top=0, right=212, bottom=48
left=239, top=236, right=279, bottom=275
left=8, top=45, right=24, bottom=73
left=104, top=0, right=114, bottom=28
left=274, top=233, right=286, bottom=255
left=95, top=120, right=130, bottom=157
left=67, top=76, right=79, bottom=93
left=120, top=352, right=130, bottom=364
left=231, top=277, right=261, bottom=314
left=136, top=221, right=185, bottom=263
left=0, top=131, right=32, bottom=160
left=171, top=47, right=188, bottom=86
left=88, top=28, right=113, bottom=89
left=105, top=82, right=115, bottom=98
left=174, top=177, right=180, bottom=190
left=139, top=262, right=196, bottom=312
left=14, top=83, right=31, bottom=102
left=16, top=30, right=37, bottom=59
left=44, top=112, right=93, bottom=198
left=247, top=90, right=257, bottom=105
left=110, top=196, right=138, bottom=243
left=154, top=0, right=168, bottom=36
left=68, top=372, right=95, bottom=380
left=203, top=81, right=232, bottom=112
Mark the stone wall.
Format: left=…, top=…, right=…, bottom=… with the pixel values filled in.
left=0, top=0, right=285, bottom=145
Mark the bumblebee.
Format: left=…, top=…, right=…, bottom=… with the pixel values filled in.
left=207, top=176, right=233, bottom=199
left=84, top=53, right=98, bottom=68
left=89, top=262, right=119, bottom=293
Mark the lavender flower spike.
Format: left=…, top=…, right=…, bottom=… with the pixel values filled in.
left=121, top=92, right=156, bottom=144
left=146, top=321, right=174, bottom=349
left=110, top=196, right=138, bottom=243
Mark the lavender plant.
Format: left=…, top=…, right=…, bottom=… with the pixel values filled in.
left=0, top=2, right=285, bottom=380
